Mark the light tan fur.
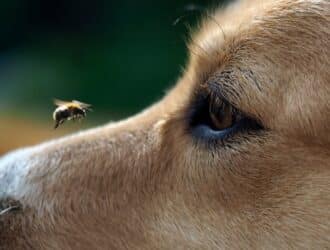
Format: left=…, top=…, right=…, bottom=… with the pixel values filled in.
left=1, top=0, right=330, bottom=249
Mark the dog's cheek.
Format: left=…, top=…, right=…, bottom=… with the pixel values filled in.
left=148, top=132, right=330, bottom=247
left=174, top=133, right=326, bottom=212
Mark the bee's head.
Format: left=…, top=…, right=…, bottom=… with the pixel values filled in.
left=74, top=107, right=87, bottom=117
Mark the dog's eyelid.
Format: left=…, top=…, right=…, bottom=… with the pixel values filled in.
left=204, top=78, right=240, bottom=112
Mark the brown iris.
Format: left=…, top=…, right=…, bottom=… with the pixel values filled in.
left=208, top=95, right=237, bottom=131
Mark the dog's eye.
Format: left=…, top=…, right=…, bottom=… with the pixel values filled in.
left=208, top=95, right=238, bottom=131
left=189, top=94, right=262, bottom=141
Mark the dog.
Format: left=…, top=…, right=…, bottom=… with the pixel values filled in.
left=1, top=0, right=330, bottom=249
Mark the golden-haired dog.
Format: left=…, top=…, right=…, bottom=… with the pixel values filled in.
left=1, top=0, right=330, bottom=249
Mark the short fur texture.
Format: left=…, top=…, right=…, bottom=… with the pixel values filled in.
left=1, top=0, right=330, bottom=249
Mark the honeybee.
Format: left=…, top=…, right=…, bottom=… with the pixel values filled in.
left=53, top=99, right=92, bottom=129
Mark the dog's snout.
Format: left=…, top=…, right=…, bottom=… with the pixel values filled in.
left=0, top=115, right=163, bottom=209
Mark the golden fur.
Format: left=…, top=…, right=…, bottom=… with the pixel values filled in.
left=1, top=0, right=330, bottom=249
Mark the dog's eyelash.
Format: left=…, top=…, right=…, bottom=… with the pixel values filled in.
left=209, top=92, right=240, bottom=116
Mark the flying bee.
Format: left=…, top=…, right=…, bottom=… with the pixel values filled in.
left=53, top=99, right=92, bottom=129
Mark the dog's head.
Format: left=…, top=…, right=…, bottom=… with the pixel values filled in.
left=1, top=0, right=330, bottom=249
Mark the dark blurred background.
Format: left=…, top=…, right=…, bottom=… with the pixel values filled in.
left=0, top=0, right=229, bottom=154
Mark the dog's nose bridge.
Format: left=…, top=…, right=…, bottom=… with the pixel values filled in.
left=0, top=107, right=166, bottom=213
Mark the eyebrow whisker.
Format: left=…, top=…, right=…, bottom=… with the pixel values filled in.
left=204, top=13, right=227, bottom=42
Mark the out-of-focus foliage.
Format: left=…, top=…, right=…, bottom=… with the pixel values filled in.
left=0, top=0, right=229, bottom=153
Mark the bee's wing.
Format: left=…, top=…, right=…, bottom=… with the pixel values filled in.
left=54, top=99, right=71, bottom=107
left=72, top=100, right=92, bottom=109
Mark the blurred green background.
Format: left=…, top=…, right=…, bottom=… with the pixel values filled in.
left=0, top=0, right=229, bottom=154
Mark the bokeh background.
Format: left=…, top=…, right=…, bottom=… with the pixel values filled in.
left=0, top=0, right=229, bottom=155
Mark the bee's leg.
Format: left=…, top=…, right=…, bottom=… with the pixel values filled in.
left=54, top=121, right=60, bottom=129
left=54, top=119, right=65, bottom=129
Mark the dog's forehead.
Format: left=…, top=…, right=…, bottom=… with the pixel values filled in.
left=192, top=0, right=328, bottom=62
left=182, top=0, right=330, bottom=138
